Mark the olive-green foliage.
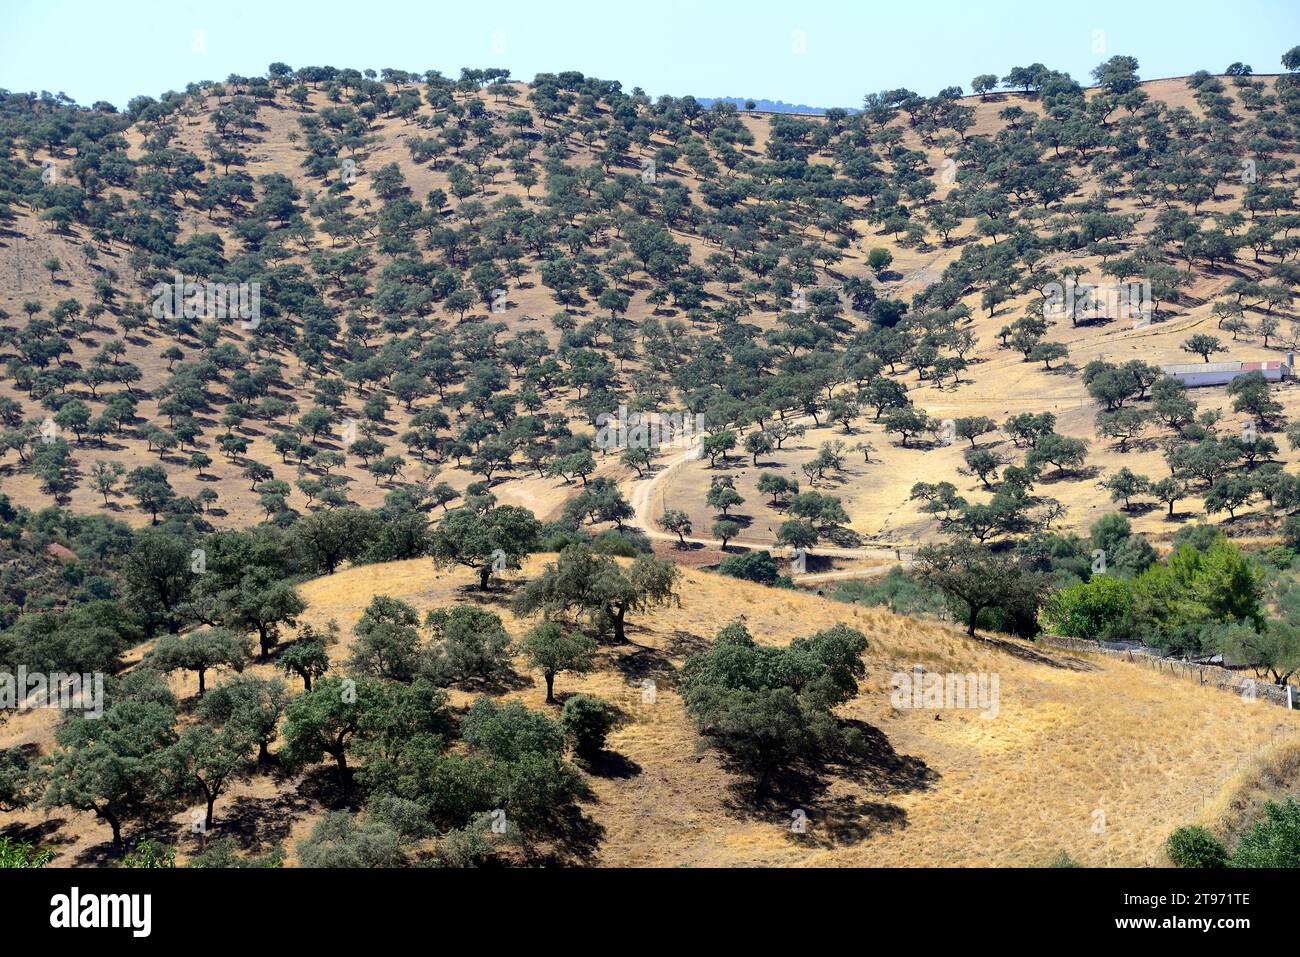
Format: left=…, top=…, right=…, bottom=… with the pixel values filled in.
left=297, top=811, right=405, bottom=868
left=1165, top=826, right=1227, bottom=868
left=560, top=694, right=617, bottom=758
left=831, top=567, right=948, bottom=617
left=679, top=620, right=868, bottom=796
left=1230, top=798, right=1300, bottom=868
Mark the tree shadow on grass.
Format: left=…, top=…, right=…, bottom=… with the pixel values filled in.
left=454, top=668, right=534, bottom=694
left=73, top=835, right=126, bottom=867
left=450, top=578, right=522, bottom=608
left=293, top=764, right=364, bottom=813
left=579, top=749, right=642, bottom=779
left=611, top=643, right=679, bottom=691
left=520, top=804, right=606, bottom=866
left=0, top=816, right=72, bottom=851
left=1038, top=465, right=1103, bottom=484
left=972, top=631, right=1098, bottom=671
left=663, top=627, right=710, bottom=660
left=791, top=796, right=910, bottom=848
left=201, top=786, right=315, bottom=855
left=718, top=719, right=937, bottom=848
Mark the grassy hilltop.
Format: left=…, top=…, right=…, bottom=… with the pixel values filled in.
left=3, top=52, right=1300, bottom=868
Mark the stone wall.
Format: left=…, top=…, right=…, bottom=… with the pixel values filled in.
left=1039, top=635, right=1297, bottom=709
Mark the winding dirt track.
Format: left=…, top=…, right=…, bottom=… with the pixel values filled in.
left=620, top=432, right=915, bottom=582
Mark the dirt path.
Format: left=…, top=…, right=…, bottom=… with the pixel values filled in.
left=621, top=430, right=917, bottom=579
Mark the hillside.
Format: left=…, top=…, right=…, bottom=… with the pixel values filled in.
left=4, top=55, right=1300, bottom=873
left=2, top=63, right=1300, bottom=576
left=1, top=555, right=1293, bottom=866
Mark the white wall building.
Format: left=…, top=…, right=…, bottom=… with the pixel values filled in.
left=1161, top=356, right=1293, bottom=388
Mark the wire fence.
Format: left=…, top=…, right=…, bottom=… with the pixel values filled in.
left=1039, top=634, right=1298, bottom=709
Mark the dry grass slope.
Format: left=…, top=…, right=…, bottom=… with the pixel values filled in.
left=3, top=75, right=1299, bottom=560
left=2, top=553, right=1295, bottom=865
left=302, top=556, right=1300, bottom=866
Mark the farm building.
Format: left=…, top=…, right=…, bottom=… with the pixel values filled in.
left=1161, top=356, right=1293, bottom=388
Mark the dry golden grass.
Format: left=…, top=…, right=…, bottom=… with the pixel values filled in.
left=3, top=553, right=1297, bottom=865
left=5, top=74, right=1300, bottom=865
left=3, top=75, right=1295, bottom=552
left=299, top=556, right=1300, bottom=866
left=1197, top=735, right=1300, bottom=847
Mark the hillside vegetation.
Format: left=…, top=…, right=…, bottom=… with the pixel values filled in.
left=0, top=555, right=1291, bottom=867
left=5, top=51, right=1300, bottom=869
left=2, top=60, right=1300, bottom=553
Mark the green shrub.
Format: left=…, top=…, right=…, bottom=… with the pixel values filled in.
left=1165, top=826, right=1227, bottom=868
left=121, top=839, right=175, bottom=868
left=1173, top=523, right=1225, bottom=552
left=718, top=550, right=779, bottom=585
left=434, top=814, right=496, bottom=868
left=592, top=528, right=652, bottom=555
left=1263, top=544, right=1296, bottom=570
left=187, top=837, right=283, bottom=868
left=0, top=837, right=55, bottom=868
left=297, top=811, right=405, bottom=868
left=832, top=567, right=948, bottom=617
left=1283, top=515, right=1300, bottom=552
left=560, top=694, right=617, bottom=758
left=1230, top=797, right=1300, bottom=868
left=1040, top=575, right=1134, bottom=641
left=1046, top=850, right=1080, bottom=868
left=538, top=526, right=651, bottom=557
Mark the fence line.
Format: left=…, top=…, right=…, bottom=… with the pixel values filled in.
left=1039, top=634, right=1298, bottom=709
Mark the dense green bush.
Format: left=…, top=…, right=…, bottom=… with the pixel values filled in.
left=297, top=811, right=405, bottom=868
left=1165, top=826, right=1227, bottom=868
left=1230, top=798, right=1300, bottom=868
left=1040, top=575, right=1134, bottom=641
left=831, top=567, right=948, bottom=617
left=0, top=837, right=55, bottom=868
left=121, top=839, right=176, bottom=868
left=1282, top=515, right=1300, bottom=552
left=717, top=549, right=780, bottom=584
left=592, top=527, right=652, bottom=556
left=1263, top=544, right=1297, bottom=570
left=560, top=694, right=617, bottom=758
left=680, top=620, right=868, bottom=797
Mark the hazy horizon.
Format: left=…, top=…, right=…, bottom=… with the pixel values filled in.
left=3, top=0, right=1298, bottom=110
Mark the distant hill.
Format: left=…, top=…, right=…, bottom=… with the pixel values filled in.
left=697, top=95, right=860, bottom=115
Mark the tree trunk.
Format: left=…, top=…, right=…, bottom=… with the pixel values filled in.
left=97, top=806, right=123, bottom=849
left=544, top=672, right=555, bottom=704
left=197, top=668, right=206, bottom=696
left=967, top=606, right=978, bottom=637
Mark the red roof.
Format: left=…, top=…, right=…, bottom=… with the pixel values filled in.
left=1240, top=361, right=1284, bottom=371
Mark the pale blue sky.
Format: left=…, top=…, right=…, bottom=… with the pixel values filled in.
left=2, top=0, right=1297, bottom=110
